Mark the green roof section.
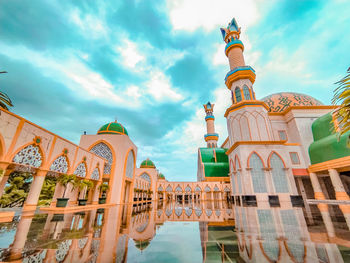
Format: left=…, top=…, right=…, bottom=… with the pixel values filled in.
left=97, top=121, right=128, bottom=135
left=199, top=148, right=229, bottom=177
left=158, top=173, right=165, bottom=179
left=309, top=112, right=350, bottom=164
left=140, top=158, right=156, bottom=168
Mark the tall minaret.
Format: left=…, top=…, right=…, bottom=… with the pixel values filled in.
left=203, top=102, right=218, bottom=148
left=222, top=18, right=273, bottom=143
left=220, top=18, right=256, bottom=103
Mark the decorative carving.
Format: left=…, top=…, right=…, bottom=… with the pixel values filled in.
left=55, top=239, right=72, bottom=262
left=23, top=250, right=47, bottom=263
left=50, top=155, right=68, bottom=173
left=78, top=237, right=88, bottom=249
left=90, top=143, right=113, bottom=175
left=91, top=167, right=100, bottom=180
left=74, top=162, right=87, bottom=178
left=12, top=144, right=43, bottom=168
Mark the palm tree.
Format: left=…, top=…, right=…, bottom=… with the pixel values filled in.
left=332, top=67, right=350, bottom=136
left=0, top=71, right=13, bottom=110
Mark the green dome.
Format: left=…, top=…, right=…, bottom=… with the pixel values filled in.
left=140, top=158, right=155, bottom=168
left=97, top=121, right=128, bottom=135
left=158, top=173, right=165, bottom=179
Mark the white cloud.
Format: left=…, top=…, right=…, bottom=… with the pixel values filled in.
left=117, top=39, right=145, bottom=69
left=167, top=0, right=260, bottom=32
left=146, top=71, right=184, bottom=102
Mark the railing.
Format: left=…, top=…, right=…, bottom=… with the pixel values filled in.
left=1, top=197, right=25, bottom=208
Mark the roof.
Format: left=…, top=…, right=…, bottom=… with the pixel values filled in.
left=97, top=121, right=128, bottom=135
left=309, top=112, right=350, bottom=164
left=199, top=148, right=229, bottom=177
left=261, top=92, right=323, bottom=113
left=140, top=158, right=156, bottom=168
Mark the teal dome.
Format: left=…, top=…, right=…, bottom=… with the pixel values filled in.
left=97, top=121, right=128, bottom=135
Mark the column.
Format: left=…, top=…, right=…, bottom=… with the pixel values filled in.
left=0, top=169, right=12, bottom=198
left=22, top=170, right=47, bottom=211
left=318, top=203, right=335, bottom=238
left=309, top=172, right=325, bottom=200
left=9, top=215, right=34, bottom=260
left=211, top=191, right=214, bottom=201
left=329, top=169, right=350, bottom=201
left=296, top=177, right=314, bottom=224
left=92, top=182, right=101, bottom=205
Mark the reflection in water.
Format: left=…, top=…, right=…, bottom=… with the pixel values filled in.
left=0, top=201, right=350, bottom=262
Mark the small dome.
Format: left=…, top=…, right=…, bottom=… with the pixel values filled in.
left=97, top=121, right=128, bottom=135
left=261, top=92, right=323, bottom=113
left=158, top=173, right=165, bottom=179
left=140, top=158, right=155, bottom=168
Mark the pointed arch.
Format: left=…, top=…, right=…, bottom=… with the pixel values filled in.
left=175, top=185, right=183, bottom=192
left=234, top=155, right=241, bottom=170
left=235, top=87, right=242, bottom=102
left=74, top=161, right=87, bottom=178
left=269, top=152, right=289, bottom=193
left=89, top=140, right=115, bottom=175
left=267, top=151, right=286, bottom=168
left=166, top=185, right=172, bottom=192
left=0, top=133, right=5, bottom=159
left=247, top=151, right=265, bottom=168
left=49, top=154, right=69, bottom=174
left=243, top=85, right=251, bottom=100
left=124, top=148, right=135, bottom=179
left=11, top=142, right=45, bottom=169
left=91, top=166, right=100, bottom=180
left=185, top=185, right=192, bottom=193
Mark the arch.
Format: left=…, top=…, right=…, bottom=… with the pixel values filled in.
left=235, top=87, right=242, bottom=102
left=248, top=152, right=267, bottom=193
left=234, top=155, right=241, bottom=170
left=89, top=141, right=114, bottom=175
left=185, top=207, right=192, bottom=217
left=195, top=186, right=201, bottom=192
left=213, top=185, right=219, bottom=192
left=224, top=186, right=230, bottom=192
left=158, top=185, right=163, bottom=191
left=12, top=143, right=44, bottom=169
left=247, top=151, right=265, bottom=168
left=49, top=154, right=69, bottom=174
left=267, top=151, right=287, bottom=168
left=166, top=185, right=172, bottom=192
left=91, top=167, right=100, bottom=180
left=269, top=152, right=289, bottom=193
left=235, top=157, right=242, bottom=194
left=243, top=85, right=251, bottom=100
left=185, top=185, right=192, bottom=193
left=195, top=207, right=202, bottom=217
left=124, top=149, right=135, bottom=179
left=204, top=186, right=211, bottom=192
left=229, top=159, right=235, bottom=173
left=238, top=114, right=251, bottom=140
left=74, top=161, right=87, bottom=178
left=175, top=185, right=183, bottom=192
left=175, top=207, right=182, bottom=217
left=140, top=172, right=151, bottom=183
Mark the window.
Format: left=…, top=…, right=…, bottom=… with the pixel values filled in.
left=249, top=153, right=267, bottom=193
left=270, top=153, right=289, bottom=193
left=231, top=91, right=235, bottom=103
left=278, top=130, right=287, bottom=141
left=235, top=87, right=242, bottom=102
left=289, top=152, right=300, bottom=165
left=243, top=85, right=251, bottom=100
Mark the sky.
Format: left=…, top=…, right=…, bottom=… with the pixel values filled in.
left=1, top=0, right=350, bottom=182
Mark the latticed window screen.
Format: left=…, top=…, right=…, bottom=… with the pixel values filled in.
left=185, top=186, right=191, bottom=192
left=270, top=153, right=289, bottom=193
left=125, top=151, right=134, bottom=179
left=281, top=210, right=304, bottom=263
left=12, top=144, right=43, bottom=168
left=175, top=186, right=182, bottom=192
left=74, top=162, right=87, bottom=178
left=158, top=186, right=163, bottom=191
left=204, top=186, right=211, bottom=192
left=50, top=155, right=68, bottom=173
left=235, top=87, right=242, bottom=102
left=258, top=210, right=279, bottom=262
left=166, top=186, right=172, bottom=192
left=243, top=85, right=251, bottom=100
left=91, top=167, right=100, bottom=180
left=249, top=153, right=267, bottom=193
left=195, top=186, right=201, bottom=192
left=90, top=143, right=113, bottom=175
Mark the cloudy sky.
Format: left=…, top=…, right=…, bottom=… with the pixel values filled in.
left=1, top=0, right=349, bottom=181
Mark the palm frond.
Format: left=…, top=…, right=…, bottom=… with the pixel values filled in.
left=0, top=91, right=13, bottom=110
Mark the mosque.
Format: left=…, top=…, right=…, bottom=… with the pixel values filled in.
left=0, top=18, right=349, bottom=217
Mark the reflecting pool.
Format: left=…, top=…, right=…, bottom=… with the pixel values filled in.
left=0, top=201, right=350, bottom=262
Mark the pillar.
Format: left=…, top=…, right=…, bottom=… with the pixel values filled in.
left=22, top=170, right=47, bottom=211
left=328, top=169, right=349, bottom=201
left=309, top=172, right=325, bottom=200
left=0, top=169, right=12, bottom=198
left=92, top=182, right=101, bottom=205
left=9, top=215, right=33, bottom=260
left=318, top=203, right=335, bottom=238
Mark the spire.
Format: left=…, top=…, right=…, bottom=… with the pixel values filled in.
left=203, top=102, right=218, bottom=148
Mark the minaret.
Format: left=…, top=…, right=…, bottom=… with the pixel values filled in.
left=220, top=18, right=256, bottom=103
left=222, top=18, right=273, bottom=143
left=203, top=102, right=218, bottom=148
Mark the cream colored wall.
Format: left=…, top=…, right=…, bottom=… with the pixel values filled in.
left=134, top=167, right=158, bottom=199
left=79, top=134, right=137, bottom=205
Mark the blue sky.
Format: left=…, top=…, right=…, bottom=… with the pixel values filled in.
left=1, top=0, right=350, bottom=181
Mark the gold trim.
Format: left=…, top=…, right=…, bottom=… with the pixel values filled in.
left=226, top=140, right=287, bottom=155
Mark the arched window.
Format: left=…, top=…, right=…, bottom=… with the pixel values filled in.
left=74, top=162, right=87, bottom=178
left=270, top=153, right=289, bottom=193
left=235, top=158, right=242, bottom=194
left=258, top=210, right=279, bottom=262
left=90, top=142, right=113, bottom=175
left=125, top=151, right=135, bottom=179
left=235, top=87, right=242, bottom=102
left=140, top=173, right=151, bottom=183
left=243, top=85, right=251, bottom=100
left=91, top=167, right=100, bottom=180
left=185, top=186, right=191, bottom=193
left=12, top=144, right=43, bottom=168
left=249, top=153, right=267, bottom=193
left=166, top=186, right=172, bottom=192
left=50, top=155, right=68, bottom=173
left=175, top=186, right=182, bottom=192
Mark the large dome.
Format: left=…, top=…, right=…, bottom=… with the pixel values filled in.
left=261, top=92, right=323, bottom=113
left=140, top=158, right=155, bottom=168
left=97, top=121, right=128, bottom=135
